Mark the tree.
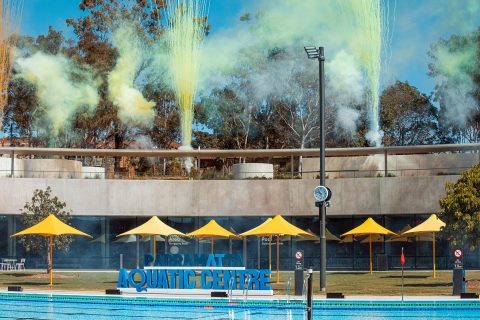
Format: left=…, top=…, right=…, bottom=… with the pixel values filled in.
left=18, top=187, right=73, bottom=272
left=380, top=81, right=439, bottom=146
left=438, top=164, right=480, bottom=251
left=200, top=87, right=257, bottom=151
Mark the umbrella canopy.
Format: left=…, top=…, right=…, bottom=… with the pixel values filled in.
left=402, top=214, right=445, bottom=235
left=91, top=234, right=106, bottom=243
left=402, top=214, right=446, bottom=278
left=341, top=218, right=397, bottom=237
left=386, top=225, right=414, bottom=243
left=114, top=234, right=138, bottom=243
left=11, top=214, right=92, bottom=286
left=325, top=229, right=341, bottom=242
left=117, top=216, right=184, bottom=260
left=187, top=220, right=239, bottom=238
left=187, top=220, right=240, bottom=253
left=386, top=225, right=436, bottom=243
left=118, top=216, right=184, bottom=237
left=241, top=215, right=315, bottom=237
left=240, top=215, right=314, bottom=283
left=12, top=214, right=91, bottom=238
left=341, top=217, right=397, bottom=274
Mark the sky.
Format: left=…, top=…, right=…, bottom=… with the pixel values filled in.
left=19, top=0, right=480, bottom=99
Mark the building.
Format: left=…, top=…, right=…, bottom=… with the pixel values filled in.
left=0, top=144, right=478, bottom=271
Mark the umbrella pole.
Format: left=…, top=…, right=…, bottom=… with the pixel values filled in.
left=276, top=235, right=280, bottom=284
left=211, top=239, right=214, bottom=254
left=49, top=235, right=53, bottom=287
left=154, top=236, right=156, bottom=263
left=369, top=235, right=372, bottom=274
left=433, top=232, right=436, bottom=279
left=269, top=236, right=272, bottom=272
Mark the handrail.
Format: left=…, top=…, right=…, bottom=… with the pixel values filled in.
left=286, top=276, right=292, bottom=303
left=302, top=273, right=310, bottom=305
left=243, top=274, right=251, bottom=301
left=228, top=276, right=235, bottom=302
left=1, top=143, right=478, bottom=158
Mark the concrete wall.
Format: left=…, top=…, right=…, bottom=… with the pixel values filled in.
left=233, top=163, right=273, bottom=179
left=0, top=158, right=105, bottom=179
left=0, top=175, right=457, bottom=217
left=82, top=166, right=106, bottom=179
left=302, top=153, right=479, bottom=178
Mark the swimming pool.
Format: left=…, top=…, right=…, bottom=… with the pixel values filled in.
left=0, top=293, right=479, bottom=319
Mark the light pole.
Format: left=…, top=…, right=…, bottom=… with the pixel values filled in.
left=304, top=46, right=326, bottom=292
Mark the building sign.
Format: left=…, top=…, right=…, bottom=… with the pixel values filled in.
left=294, top=250, right=304, bottom=271
left=144, top=253, right=244, bottom=267
left=117, top=253, right=272, bottom=294
left=454, top=248, right=463, bottom=269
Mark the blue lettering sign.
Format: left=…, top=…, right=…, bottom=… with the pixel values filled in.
left=201, top=270, right=213, bottom=289
left=119, top=253, right=270, bottom=292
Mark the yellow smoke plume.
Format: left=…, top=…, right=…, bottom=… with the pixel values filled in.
left=108, top=23, right=155, bottom=126
left=16, top=52, right=99, bottom=136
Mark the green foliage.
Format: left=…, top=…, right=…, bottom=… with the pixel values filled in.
left=438, top=164, right=480, bottom=250
left=380, top=81, right=439, bottom=146
left=18, top=187, right=73, bottom=255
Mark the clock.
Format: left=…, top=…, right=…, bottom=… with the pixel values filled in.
left=314, top=185, right=331, bottom=202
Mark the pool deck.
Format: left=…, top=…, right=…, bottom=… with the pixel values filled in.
left=0, top=288, right=474, bottom=301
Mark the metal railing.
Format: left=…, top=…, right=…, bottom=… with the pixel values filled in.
left=243, top=274, right=251, bottom=301
left=0, top=143, right=478, bottom=180
left=286, top=276, right=292, bottom=303
left=228, top=276, right=235, bottom=302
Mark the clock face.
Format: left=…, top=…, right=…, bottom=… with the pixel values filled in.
left=314, top=186, right=328, bottom=202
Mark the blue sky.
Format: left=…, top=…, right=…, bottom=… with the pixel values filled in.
left=20, top=0, right=480, bottom=98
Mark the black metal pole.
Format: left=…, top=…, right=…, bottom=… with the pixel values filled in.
left=318, top=47, right=326, bottom=292
left=306, top=269, right=313, bottom=320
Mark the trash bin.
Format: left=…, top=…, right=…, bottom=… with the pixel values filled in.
left=377, top=254, right=388, bottom=271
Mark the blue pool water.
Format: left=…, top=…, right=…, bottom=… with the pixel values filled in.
left=0, top=294, right=479, bottom=319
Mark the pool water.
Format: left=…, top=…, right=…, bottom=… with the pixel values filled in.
left=0, top=294, right=479, bottom=319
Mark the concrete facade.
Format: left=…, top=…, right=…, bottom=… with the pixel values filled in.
left=0, top=158, right=105, bottom=179
left=0, top=175, right=457, bottom=217
left=233, top=163, right=274, bottom=179
left=302, top=153, right=479, bottom=178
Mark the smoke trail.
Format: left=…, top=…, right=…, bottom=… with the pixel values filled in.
left=430, top=35, right=478, bottom=127
left=165, top=0, right=208, bottom=150
left=339, top=0, right=393, bottom=146
left=195, top=0, right=394, bottom=144
left=108, top=23, right=155, bottom=126
left=15, top=51, right=99, bottom=137
left=326, top=50, right=363, bottom=133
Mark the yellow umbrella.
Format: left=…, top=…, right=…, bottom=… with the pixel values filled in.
left=341, top=217, right=397, bottom=274
left=402, top=214, right=446, bottom=278
left=386, top=225, right=434, bottom=243
left=11, top=214, right=92, bottom=286
left=241, top=215, right=314, bottom=283
left=360, top=234, right=385, bottom=243
left=117, top=216, right=184, bottom=261
left=386, top=225, right=414, bottom=243
left=325, top=228, right=341, bottom=242
left=186, top=219, right=240, bottom=254
left=288, top=228, right=340, bottom=242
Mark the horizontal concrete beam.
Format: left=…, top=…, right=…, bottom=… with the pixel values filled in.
left=0, top=143, right=478, bottom=158
left=0, top=176, right=458, bottom=217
